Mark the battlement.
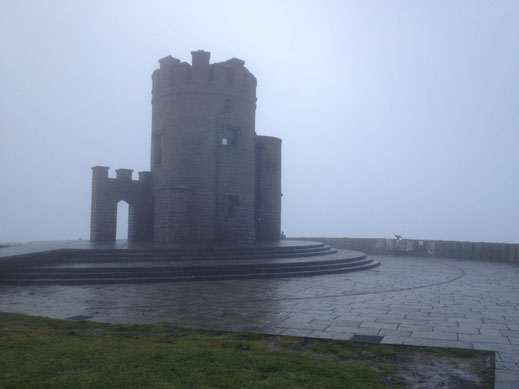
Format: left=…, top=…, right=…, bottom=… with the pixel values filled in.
left=151, top=50, right=257, bottom=103
left=91, top=166, right=151, bottom=184
left=91, top=51, right=280, bottom=244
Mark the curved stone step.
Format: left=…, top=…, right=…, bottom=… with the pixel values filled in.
left=0, top=241, right=381, bottom=285
left=0, top=260, right=381, bottom=285
left=7, top=257, right=372, bottom=279
left=54, top=242, right=327, bottom=256
left=3, top=245, right=340, bottom=268
left=66, top=244, right=332, bottom=256
left=28, top=250, right=364, bottom=270
left=57, top=247, right=338, bottom=263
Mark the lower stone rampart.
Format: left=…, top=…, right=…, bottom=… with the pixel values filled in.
left=291, top=237, right=519, bottom=264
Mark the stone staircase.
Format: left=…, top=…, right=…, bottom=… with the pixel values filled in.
left=0, top=242, right=380, bottom=285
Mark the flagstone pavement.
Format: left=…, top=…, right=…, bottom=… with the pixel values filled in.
left=1, top=254, right=518, bottom=388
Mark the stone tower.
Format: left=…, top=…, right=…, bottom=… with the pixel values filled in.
left=90, top=51, right=281, bottom=243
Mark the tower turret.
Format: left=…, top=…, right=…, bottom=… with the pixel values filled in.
left=150, top=50, right=258, bottom=242
left=90, top=50, right=280, bottom=244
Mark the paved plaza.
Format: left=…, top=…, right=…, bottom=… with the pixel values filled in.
left=1, top=253, right=518, bottom=388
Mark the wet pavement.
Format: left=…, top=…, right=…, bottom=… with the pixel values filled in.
left=0, top=252, right=518, bottom=388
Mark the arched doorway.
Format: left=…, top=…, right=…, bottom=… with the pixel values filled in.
left=116, top=200, right=129, bottom=241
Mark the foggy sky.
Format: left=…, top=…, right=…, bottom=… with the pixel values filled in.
left=1, top=0, right=518, bottom=243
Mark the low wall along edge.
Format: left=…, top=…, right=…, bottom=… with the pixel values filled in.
left=293, top=237, right=519, bottom=264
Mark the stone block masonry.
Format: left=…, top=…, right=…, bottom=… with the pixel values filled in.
left=90, top=51, right=282, bottom=243
left=90, top=167, right=153, bottom=241
left=294, top=237, right=519, bottom=264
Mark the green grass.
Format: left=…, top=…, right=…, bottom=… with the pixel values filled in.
left=0, top=312, right=493, bottom=389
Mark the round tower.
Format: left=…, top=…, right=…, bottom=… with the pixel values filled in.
left=255, top=136, right=282, bottom=241
left=150, top=50, right=258, bottom=242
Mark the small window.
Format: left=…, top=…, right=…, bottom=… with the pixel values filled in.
left=209, top=67, right=215, bottom=82
left=227, top=195, right=239, bottom=217
left=152, top=133, right=163, bottom=167
left=221, top=126, right=239, bottom=148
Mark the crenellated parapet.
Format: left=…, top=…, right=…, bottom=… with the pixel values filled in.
left=90, top=166, right=153, bottom=241
left=92, top=166, right=151, bottom=182
left=91, top=50, right=281, bottom=244
left=150, top=50, right=260, bottom=243
left=151, top=50, right=257, bottom=105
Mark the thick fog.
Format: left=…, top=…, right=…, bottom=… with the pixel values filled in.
left=1, top=1, right=518, bottom=243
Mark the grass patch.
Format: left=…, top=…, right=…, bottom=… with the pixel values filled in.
left=0, top=312, right=494, bottom=388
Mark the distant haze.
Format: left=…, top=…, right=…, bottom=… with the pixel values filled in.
left=1, top=1, right=518, bottom=243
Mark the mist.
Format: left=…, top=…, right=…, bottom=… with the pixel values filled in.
left=1, top=0, right=518, bottom=243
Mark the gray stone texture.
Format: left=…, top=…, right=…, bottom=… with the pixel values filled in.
left=297, top=237, right=519, bottom=264
left=90, top=167, right=153, bottom=242
left=90, top=51, right=282, bottom=243
left=255, top=136, right=282, bottom=241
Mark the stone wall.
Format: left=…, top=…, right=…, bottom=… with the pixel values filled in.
left=91, top=51, right=282, bottom=243
left=292, top=237, right=519, bottom=264
left=150, top=51, right=259, bottom=242
left=255, top=136, right=282, bottom=241
left=90, top=167, right=153, bottom=241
